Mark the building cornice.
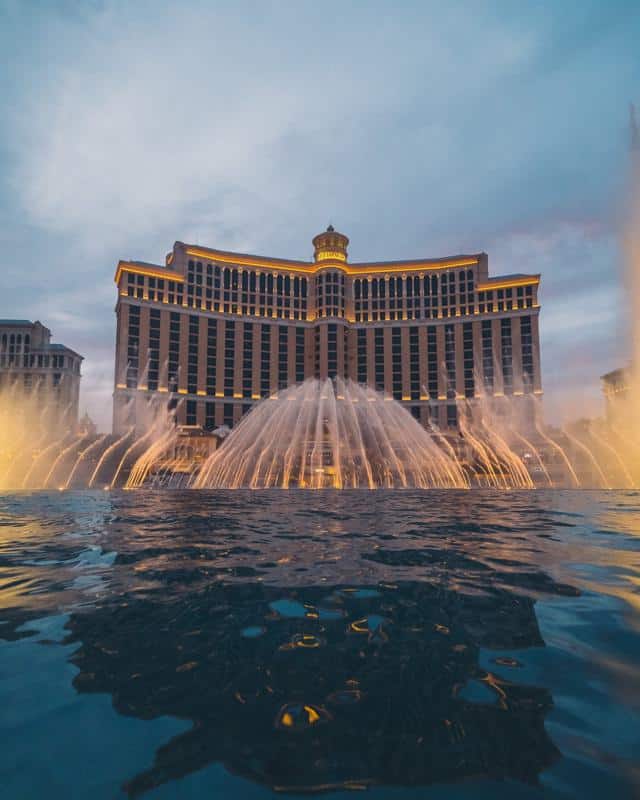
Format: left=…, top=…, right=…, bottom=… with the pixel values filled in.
left=114, top=260, right=184, bottom=284
left=477, top=276, right=540, bottom=291
left=183, top=245, right=483, bottom=276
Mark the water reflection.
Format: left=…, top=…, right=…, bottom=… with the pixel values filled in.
left=0, top=490, right=639, bottom=798
left=65, top=579, right=559, bottom=795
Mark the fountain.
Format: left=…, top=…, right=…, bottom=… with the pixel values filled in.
left=3, top=363, right=640, bottom=491
left=195, top=378, right=468, bottom=489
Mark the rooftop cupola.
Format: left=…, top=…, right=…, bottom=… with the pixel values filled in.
left=312, top=225, right=349, bottom=263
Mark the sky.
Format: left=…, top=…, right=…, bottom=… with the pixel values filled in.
left=0, top=0, right=639, bottom=431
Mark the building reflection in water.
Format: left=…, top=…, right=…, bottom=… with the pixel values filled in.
left=66, top=577, right=560, bottom=796
left=0, top=489, right=599, bottom=796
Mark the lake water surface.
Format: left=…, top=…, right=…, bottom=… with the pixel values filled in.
left=0, top=490, right=639, bottom=799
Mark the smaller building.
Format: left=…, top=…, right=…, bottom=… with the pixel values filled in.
left=0, top=319, right=83, bottom=432
left=601, top=366, right=629, bottom=425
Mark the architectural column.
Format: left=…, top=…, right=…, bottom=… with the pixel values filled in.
left=492, top=317, right=504, bottom=395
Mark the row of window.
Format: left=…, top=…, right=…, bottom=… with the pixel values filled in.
left=0, top=353, right=77, bottom=370
left=123, top=268, right=535, bottom=322
left=0, top=332, right=31, bottom=353
left=180, top=396, right=460, bottom=430
left=0, top=371, right=66, bottom=389
left=121, top=306, right=537, bottom=397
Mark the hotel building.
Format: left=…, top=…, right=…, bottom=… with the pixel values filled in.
left=0, top=319, right=83, bottom=431
left=112, top=228, right=541, bottom=433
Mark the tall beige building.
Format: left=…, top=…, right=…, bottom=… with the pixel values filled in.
left=0, top=319, right=83, bottom=431
left=112, top=228, right=541, bottom=433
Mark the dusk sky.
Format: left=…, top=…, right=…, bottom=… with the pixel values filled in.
left=1, top=0, right=639, bottom=430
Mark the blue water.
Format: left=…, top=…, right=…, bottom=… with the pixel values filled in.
left=0, top=490, right=639, bottom=799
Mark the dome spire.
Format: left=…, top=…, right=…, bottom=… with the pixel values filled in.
left=312, top=225, right=349, bottom=263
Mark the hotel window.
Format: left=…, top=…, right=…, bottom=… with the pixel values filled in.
left=378, top=277, right=387, bottom=321
left=249, top=270, right=257, bottom=315
left=168, top=312, right=180, bottom=392
left=427, top=326, right=438, bottom=399
left=360, top=279, right=370, bottom=322
left=187, top=315, right=199, bottom=394
left=267, top=273, right=274, bottom=317
left=357, top=329, right=367, bottom=384
left=148, top=309, right=160, bottom=391
left=213, top=267, right=221, bottom=312
left=407, top=277, right=420, bottom=319
left=374, top=328, right=384, bottom=391
left=501, top=318, right=513, bottom=394
left=482, top=320, right=494, bottom=393
left=444, top=323, right=456, bottom=399
left=243, top=322, right=253, bottom=398
left=411, top=405, right=421, bottom=421
left=525, top=285, right=533, bottom=308
left=409, top=326, right=420, bottom=399
left=458, top=271, right=467, bottom=315
left=327, top=323, right=338, bottom=379
left=440, top=274, right=449, bottom=317
left=205, top=401, right=215, bottom=431
left=463, top=322, right=474, bottom=398
left=223, top=403, right=234, bottom=428
left=391, top=327, right=402, bottom=400
left=389, top=276, right=403, bottom=321
left=206, top=319, right=217, bottom=396
left=224, top=321, right=235, bottom=397
left=295, top=327, right=305, bottom=383
left=278, top=326, right=288, bottom=389
left=126, top=304, right=140, bottom=389
left=186, top=399, right=197, bottom=426
left=521, top=315, right=534, bottom=391
left=447, top=404, right=458, bottom=428
left=240, top=270, right=248, bottom=314
left=260, top=324, right=271, bottom=397
left=423, top=275, right=431, bottom=318
left=301, top=278, right=308, bottom=320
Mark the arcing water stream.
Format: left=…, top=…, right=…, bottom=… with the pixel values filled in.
left=0, top=368, right=639, bottom=490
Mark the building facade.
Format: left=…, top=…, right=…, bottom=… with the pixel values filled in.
left=112, top=228, right=541, bottom=433
left=0, top=319, right=83, bottom=431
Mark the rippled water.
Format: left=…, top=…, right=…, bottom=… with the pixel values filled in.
left=1, top=490, right=639, bottom=799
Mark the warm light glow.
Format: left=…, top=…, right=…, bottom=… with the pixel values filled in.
left=114, top=261, right=184, bottom=284
left=316, top=250, right=347, bottom=262
left=477, top=277, right=539, bottom=291
left=184, top=245, right=479, bottom=276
